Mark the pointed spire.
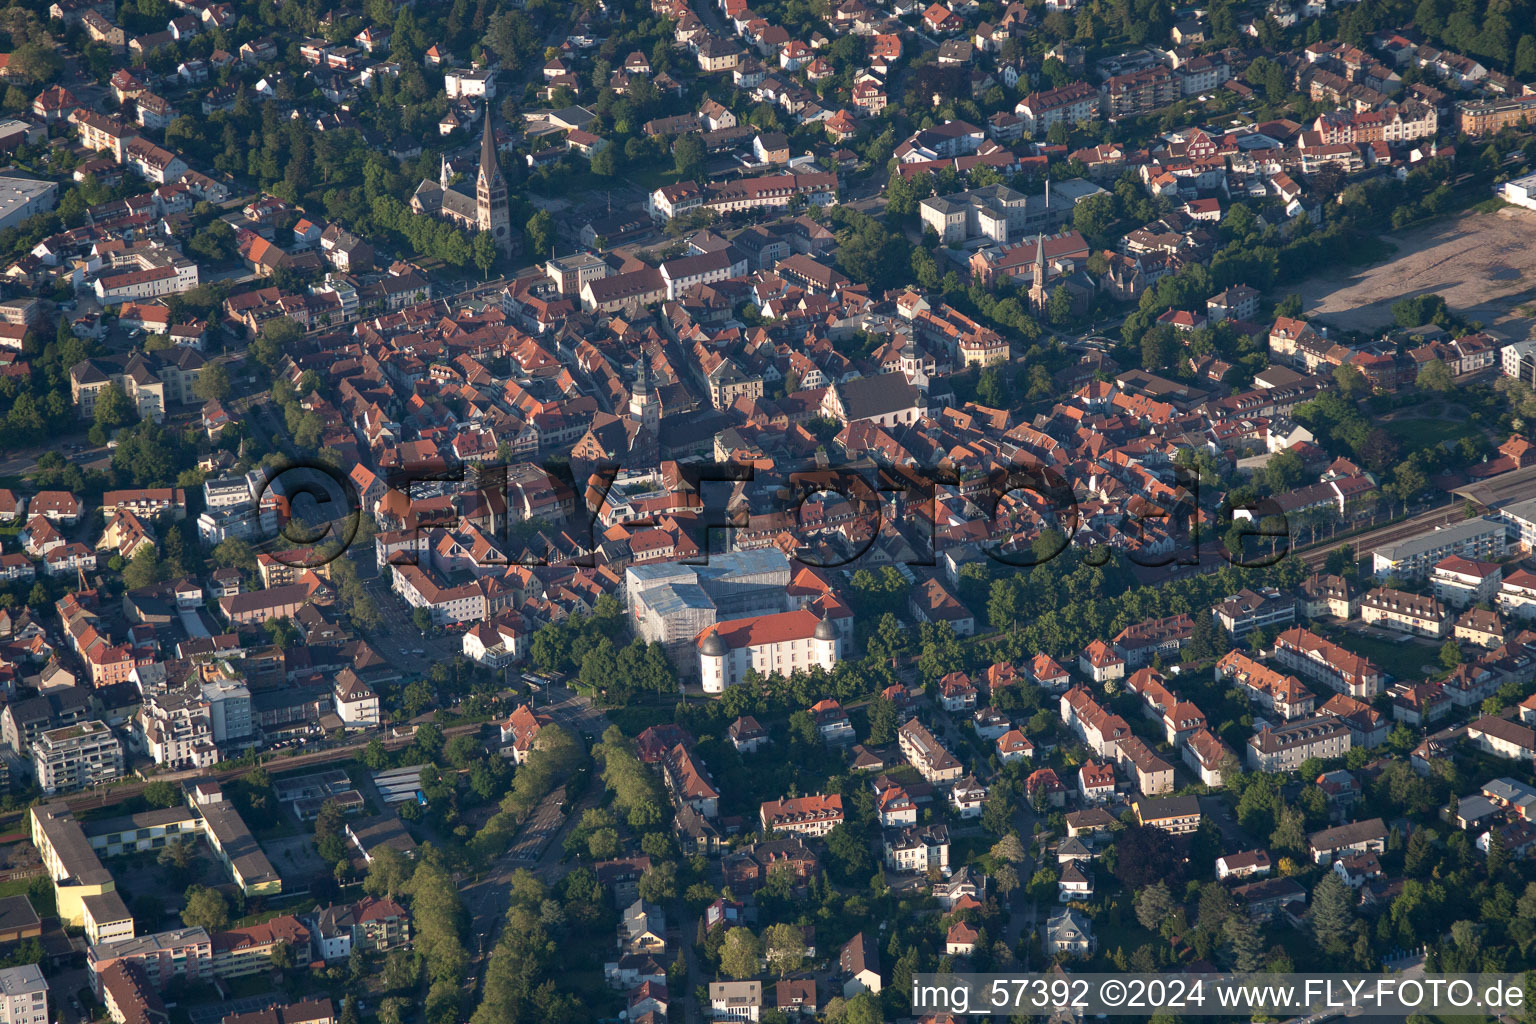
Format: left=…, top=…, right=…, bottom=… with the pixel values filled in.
left=478, top=105, right=499, bottom=185
left=1035, top=231, right=1045, bottom=266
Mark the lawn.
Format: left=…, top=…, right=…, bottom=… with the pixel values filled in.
left=1324, top=629, right=1441, bottom=682
left=1381, top=415, right=1480, bottom=453
left=949, top=833, right=993, bottom=867
left=0, top=877, right=35, bottom=901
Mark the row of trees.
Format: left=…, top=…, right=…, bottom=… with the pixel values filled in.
left=470, top=869, right=583, bottom=1024
left=469, top=723, right=585, bottom=861
left=402, top=852, right=473, bottom=1024
left=594, top=727, right=667, bottom=828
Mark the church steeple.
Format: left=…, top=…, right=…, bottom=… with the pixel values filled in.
left=476, top=107, right=512, bottom=256
left=477, top=106, right=503, bottom=192
left=1029, top=231, right=1048, bottom=313
left=901, top=335, right=926, bottom=392
left=629, top=352, right=659, bottom=432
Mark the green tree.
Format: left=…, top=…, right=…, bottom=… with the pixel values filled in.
left=1416, top=359, right=1454, bottom=392
left=212, top=537, right=257, bottom=572
left=189, top=220, right=235, bottom=263
left=763, top=922, right=807, bottom=976
left=472, top=232, right=497, bottom=278
left=364, top=845, right=415, bottom=899
left=1269, top=807, right=1307, bottom=854
left=524, top=210, right=554, bottom=259
left=1134, top=881, right=1173, bottom=931
left=673, top=132, right=706, bottom=180
left=1223, top=914, right=1262, bottom=971
left=638, top=861, right=677, bottom=903
left=720, top=927, right=762, bottom=979
left=867, top=694, right=897, bottom=745
left=193, top=362, right=231, bottom=402
left=121, top=546, right=163, bottom=591
left=9, top=43, right=62, bottom=85
left=181, top=885, right=229, bottom=931
left=156, top=838, right=196, bottom=880
left=269, top=938, right=295, bottom=973
left=1517, top=34, right=1536, bottom=75
left=143, top=780, right=180, bottom=808
left=361, top=737, right=389, bottom=771
left=991, top=834, right=1026, bottom=864
left=1310, top=873, right=1353, bottom=952
left=315, top=798, right=350, bottom=863
left=251, top=317, right=301, bottom=373
left=1333, top=362, right=1368, bottom=399
left=587, top=827, right=621, bottom=860
left=92, top=383, right=136, bottom=432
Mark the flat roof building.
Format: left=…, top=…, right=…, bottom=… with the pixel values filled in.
left=0, top=964, right=48, bottom=1024
left=32, top=720, right=122, bottom=795
left=0, top=176, right=56, bottom=232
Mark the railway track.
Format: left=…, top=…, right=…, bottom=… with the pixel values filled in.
left=1296, top=503, right=1464, bottom=569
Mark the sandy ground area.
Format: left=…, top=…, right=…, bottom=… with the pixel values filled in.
left=1292, top=205, right=1536, bottom=338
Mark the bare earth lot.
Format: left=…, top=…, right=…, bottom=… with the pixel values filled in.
left=1293, top=206, right=1536, bottom=337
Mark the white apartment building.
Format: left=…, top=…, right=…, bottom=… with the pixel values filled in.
left=759, top=794, right=843, bottom=837
left=137, top=690, right=218, bottom=769
left=897, top=718, right=964, bottom=783
left=659, top=248, right=747, bottom=300
left=883, top=823, right=950, bottom=873
left=0, top=966, right=48, bottom=1024
left=335, top=671, right=380, bottom=726
left=1431, top=555, right=1503, bottom=607
left=443, top=68, right=495, bottom=98
left=33, top=721, right=124, bottom=795
left=1502, top=339, right=1536, bottom=383
left=1246, top=715, right=1351, bottom=772
left=92, top=243, right=200, bottom=305
left=1371, top=516, right=1507, bottom=580
left=1359, top=587, right=1450, bottom=638
left=201, top=677, right=253, bottom=746
left=391, top=563, right=506, bottom=626
left=1500, top=568, right=1536, bottom=620
left=1500, top=496, right=1536, bottom=551
left=0, top=177, right=57, bottom=233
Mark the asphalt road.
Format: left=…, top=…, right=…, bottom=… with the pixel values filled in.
left=462, top=683, right=613, bottom=977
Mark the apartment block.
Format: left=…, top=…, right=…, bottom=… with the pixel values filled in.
left=32, top=721, right=123, bottom=795
left=1246, top=714, right=1352, bottom=772
left=1371, top=516, right=1506, bottom=580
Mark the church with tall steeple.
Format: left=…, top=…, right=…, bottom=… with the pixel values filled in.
left=474, top=107, right=512, bottom=256
left=410, top=108, right=512, bottom=256
left=1027, top=232, right=1049, bottom=313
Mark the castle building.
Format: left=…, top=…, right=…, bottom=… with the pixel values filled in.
left=698, top=610, right=841, bottom=693
left=410, top=108, right=512, bottom=256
